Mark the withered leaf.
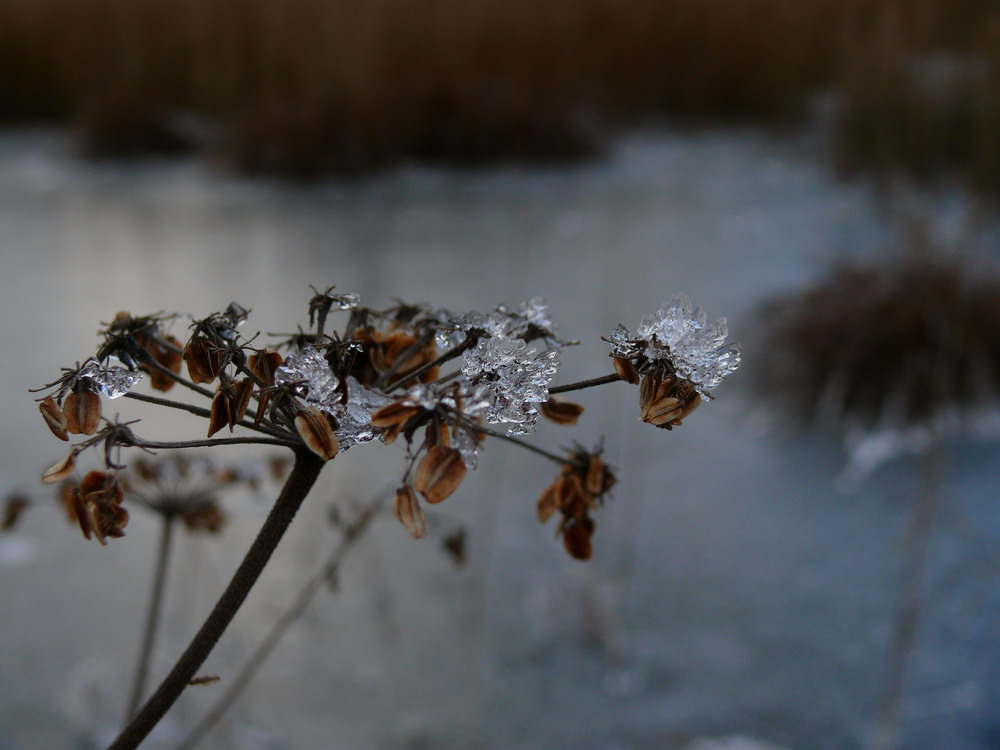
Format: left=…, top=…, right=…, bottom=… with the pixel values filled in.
left=42, top=451, right=77, bottom=485
left=64, top=390, right=101, bottom=435
left=39, top=396, right=69, bottom=441
left=295, top=407, right=339, bottom=461
left=392, top=485, right=427, bottom=539
left=541, top=397, right=585, bottom=426
left=414, top=446, right=466, bottom=504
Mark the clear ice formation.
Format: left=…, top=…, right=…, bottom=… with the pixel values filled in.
left=462, top=337, right=560, bottom=435
left=435, top=299, right=563, bottom=350
left=326, top=292, right=360, bottom=310
left=329, top=377, right=394, bottom=451
left=620, top=293, right=741, bottom=398
left=78, top=361, right=142, bottom=399
left=274, top=346, right=341, bottom=405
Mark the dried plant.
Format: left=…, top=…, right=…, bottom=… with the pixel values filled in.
left=31, top=287, right=740, bottom=749
left=752, top=246, right=1000, bottom=750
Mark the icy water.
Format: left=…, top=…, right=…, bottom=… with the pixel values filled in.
left=1, top=129, right=998, bottom=750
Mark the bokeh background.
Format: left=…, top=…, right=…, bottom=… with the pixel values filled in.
left=1, top=2, right=1000, bottom=749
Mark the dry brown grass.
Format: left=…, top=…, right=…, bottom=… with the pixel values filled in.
left=1, top=0, right=998, bottom=183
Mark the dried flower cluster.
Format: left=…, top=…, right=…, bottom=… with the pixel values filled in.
left=33, top=288, right=739, bottom=559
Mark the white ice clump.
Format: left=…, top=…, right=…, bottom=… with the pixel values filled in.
left=326, top=292, right=360, bottom=310
left=435, top=298, right=563, bottom=350
left=274, top=346, right=340, bottom=406
left=631, top=293, right=741, bottom=398
left=328, top=377, right=395, bottom=451
left=462, top=337, right=560, bottom=435
left=79, top=362, right=142, bottom=399
left=608, top=324, right=643, bottom=359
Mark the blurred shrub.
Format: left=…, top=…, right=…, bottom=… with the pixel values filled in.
left=0, top=0, right=998, bottom=187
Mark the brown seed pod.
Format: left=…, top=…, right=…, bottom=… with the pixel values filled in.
left=392, top=485, right=427, bottom=539
left=536, top=482, right=561, bottom=523
left=184, top=338, right=224, bottom=384
left=371, top=400, right=423, bottom=445
left=2, top=494, right=30, bottom=532
left=249, top=350, right=284, bottom=385
left=562, top=518, right=595, bottom=561
left=541, top=397, right=585, bottom=426
left=295, top=407, right=339, bottom=461
left=63, top=389, right=102, bottom=435
left=414, top=446, right=466, bottom=504
left=613, top=356, right=640, bottom=384
left=39, top=396, right=69, bottom=441
left=137, top=332, right=183, bottom=392
left=42, top=451, right=77, bottom=485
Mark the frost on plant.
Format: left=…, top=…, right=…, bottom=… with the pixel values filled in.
left=461, top=336, right=560, bottom=435
left=78, top=361, right=143, bottom=399
left=612, top=293, right=741, bottom=398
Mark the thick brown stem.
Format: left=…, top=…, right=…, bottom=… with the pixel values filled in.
left=107, top=449, right=326, bottom=750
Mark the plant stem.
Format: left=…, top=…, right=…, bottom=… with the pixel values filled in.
left=106, top=448, right=327, bottom=750
left=173, top=501, right=380, bottom=750
left=548, top=373, right=621, bottom=395
left=464, top=421, right=567, bottom=465
left=871, top=440, right=943, bottom=750
left=124, top=391, right=286, bottom=440
left=136, top=437, right=299, bottom=450
left=387, top=338, right=473, bottom=392
left=124, top=513, right=176, bottom=724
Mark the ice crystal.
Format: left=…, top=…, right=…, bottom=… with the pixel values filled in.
left=329, top=377, right=394, bottom=451
left=462, top=337, right=560, bottom=435
left=78, top=362, right=142, bottom=399
left=274, top=346, right=340, bottom=405
left=608, top=324, right=643, bottom=359
left=435, top=298, right=565, bottom=351
left=631, top=294, right=740, bottom=397
left=218, top=302, right=249, bottom=340
left=326, top=292, right=360, bottom=310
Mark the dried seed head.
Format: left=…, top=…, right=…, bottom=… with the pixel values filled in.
left=562, top=518, right=595, bottom=560
left=536, top=482, right=561, bottom=523
left=136, top=332, right=183, bottom=392
left=540, top=397, right=585, bottom=426
left=180, top=502, right=226, bottom=534
left=63, top=389, right=102, bottom=435
left=295, top=407, right=339, bottom=460
left=42, top=451, right=77, bottom=484
left=249, top=350, right=284, bottom=385
left=392, top=485, right=428, bottom=539
left=2, top=494, right=30, bottom=532
left=184, top=337, right=224, bottom=384
left=39, top=396, right=69, bottom=441
left=208, top=389, right=230, bottom=438
left=371, top=400, right=423, bottom=445
left=414, top=445, right=467, bottom=504
left=613, top=356, right=640, bottom=384
left=639, top=374, right=700, bottom=429
left=585, top=455, right=615, bottom=496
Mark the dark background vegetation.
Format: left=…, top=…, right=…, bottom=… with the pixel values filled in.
left=1, top=0, right=999, bottom=188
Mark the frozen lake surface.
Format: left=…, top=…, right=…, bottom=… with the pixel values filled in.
left=0, top=128, right=998, bottom=750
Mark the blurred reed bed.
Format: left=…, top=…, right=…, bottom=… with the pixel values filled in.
left=0, top=0, right=998, bottom=185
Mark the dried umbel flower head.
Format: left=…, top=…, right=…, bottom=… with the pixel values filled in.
left=536, top=445, right=616, bottom=560
left=34, top=289, right=739, bottom=560
left=606, top=294, right=741, bottom=428
left=754, top=253, right=1000, bottom=433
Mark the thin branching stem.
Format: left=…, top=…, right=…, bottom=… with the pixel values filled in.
left=373, top=332, right=434, bottom=390
left=871, top=439, right=943, bottom=750
left=106, top=449, right=327, bottom=750
left=142, top=358, right=216, bottom=400
left=549, top=373, right=622, bottom=395
left=387, top=338, right=473, bottom=392
left=462, top=421, right=567, bottom=466
left=123, top=392, right=289, bottom=440
left=135, top=437, right=299, bottom=450
left=173, top=500, right=381, bottom=750
left=124, top=513, right=176, bottom=724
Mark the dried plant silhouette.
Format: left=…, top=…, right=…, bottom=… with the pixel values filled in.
left=753, top=240, right=1000, bottom=750
left=30, top=289, right=740, bottom=748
